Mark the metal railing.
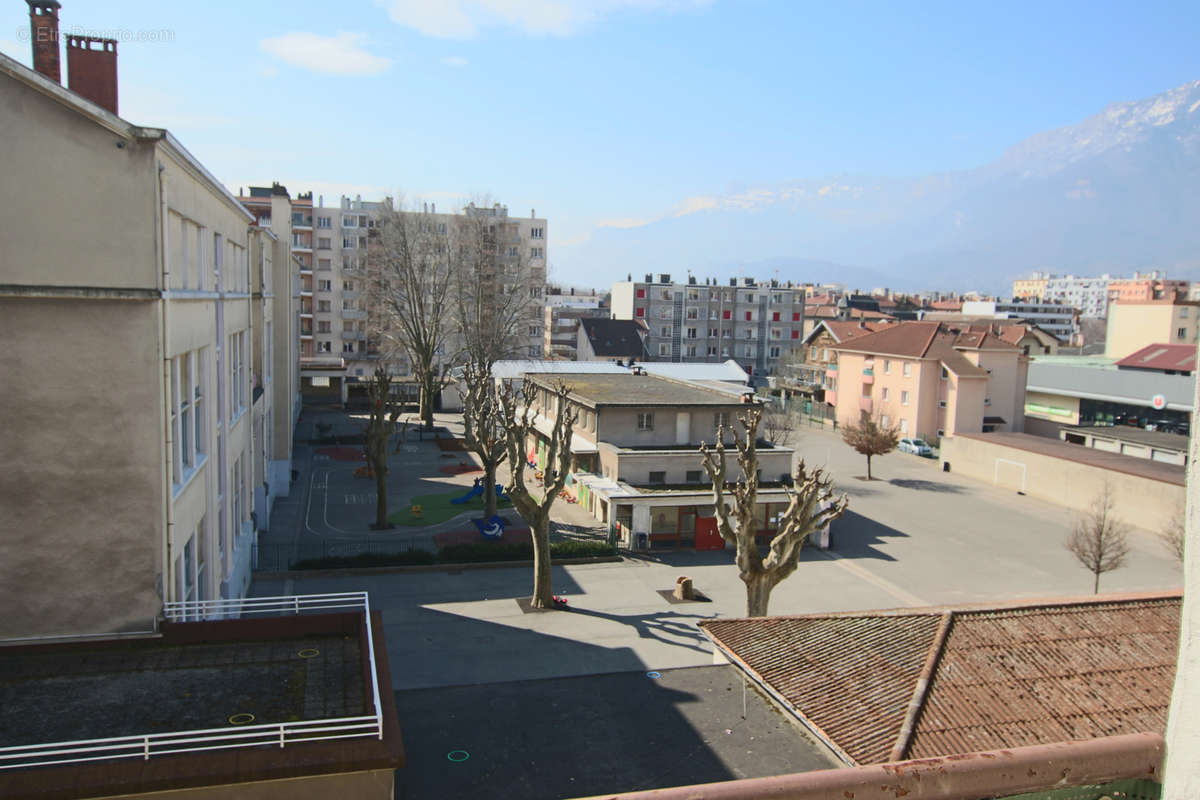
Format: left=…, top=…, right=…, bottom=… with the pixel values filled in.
left=0, top=593, right=384, bottom=771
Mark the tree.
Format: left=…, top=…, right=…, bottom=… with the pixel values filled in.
left=840, top=413, right=899, bottom=480
left=760, top=405, right=797, bottom=447
left=701, top=408, right=849, bottom=617
left=1065, top=484, right=1130, bottom=593
left=1159, top=505, right=1186, bottom=563
left=364, top=367, right=403, bottom=530
left=459, top=358, right=508, bottom=518
left=498, top=379, right=577, bottom=608
left=371, top=200, right=458, bottom=429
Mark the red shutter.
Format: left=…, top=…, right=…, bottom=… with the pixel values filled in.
left=636, top=288, right=645, bottom=298
left=792, top=330, right=799, bottom=339
left=772, top=312, right=780, bottom=321
left=723, top=310, right=731, bottom=320
left=745, top=311, right=752, bottom=321
left=792, top=312, right=800, bottom=321
left=635, top=307, right=645, bottom=317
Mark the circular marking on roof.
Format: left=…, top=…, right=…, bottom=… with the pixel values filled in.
left=298, top=648, right=320, bottom=658
left=646, top=671, right=662, bottom=679
left=229, top=713, right=256, bottom=725
left=1152, top=393, right=1167, bottom=410
left=447, top=750, right=470, bottom=762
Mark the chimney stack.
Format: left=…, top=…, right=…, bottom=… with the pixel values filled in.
left=66, top=34, right=119, bottom=115
left=27, top=1, right=62, bottom=83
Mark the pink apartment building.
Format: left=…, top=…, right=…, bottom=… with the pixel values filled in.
left=831, top=322, right=1029, bottom=441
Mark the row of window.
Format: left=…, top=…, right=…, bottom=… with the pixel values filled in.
left=634, top=307, right=804, bottom=323
left=169, top=212, right=249, bottom=293
left=656, top=344, right=781, bottom=358
left=635, top=412, right=733, bottom=432
left=635, top=288, right=802, bottom=304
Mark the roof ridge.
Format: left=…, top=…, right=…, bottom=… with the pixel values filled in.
left=889, top=610, right=953, bottom=762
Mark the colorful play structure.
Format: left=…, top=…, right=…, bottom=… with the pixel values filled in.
left=450, top=478, right=508, bottom=505
left=472, top=514, right=507, bottom=540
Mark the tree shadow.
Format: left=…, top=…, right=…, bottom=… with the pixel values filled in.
left=888, top=478, right=963, bottom=493
left=566, top=605, right=719, bottom=657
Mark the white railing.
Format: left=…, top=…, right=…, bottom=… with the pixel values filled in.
left=0, top=593, right=383, bottom=771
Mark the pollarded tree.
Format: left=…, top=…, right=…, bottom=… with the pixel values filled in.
left=498, top=379, right=577, bottom=609
left=840, top=413, right=900, bottom=480
left=701, top=408, right=849, bottom=617
left=365, top=367, right=403, bottom=530
left=1066, top=483, right=1130, bottom=594
left=459, top=357, right=508, bottom=518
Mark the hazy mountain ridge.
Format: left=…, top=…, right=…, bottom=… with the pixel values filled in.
left=568, top=79, right=1200, bottom=293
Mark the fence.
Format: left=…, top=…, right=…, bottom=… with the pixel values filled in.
left=255, top=539, right=428, bottom=572
left=0, top=593, right=383, bottom=771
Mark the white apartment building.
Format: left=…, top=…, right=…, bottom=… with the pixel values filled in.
left=1043, top=274, right=1115, bottom=318
left=1, top=48, right=296, bottom=637
left=544, top=287, right=607, bottom=359
left=961, top=300, right=1078, bottom=340
left=611, top=274, right=806, bottom=378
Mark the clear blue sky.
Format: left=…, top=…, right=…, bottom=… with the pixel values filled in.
left=3, top=0, right=1199, bottom=284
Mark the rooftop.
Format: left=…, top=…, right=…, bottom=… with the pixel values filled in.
left=1062, top=424, right=1190, bottom=451
left=700, top=592, right=1180, bottom=766
left=1027, top=360, right=1194, bottom=411
left=529, top=372, right=753, bottom=408
left=1115, top=343, right=1197, bottom=373
left=956, top=431, right=1187, bottom=485
left=579, top=318, right=647, bottom=358
left=638, top=359, right=749, bottom=384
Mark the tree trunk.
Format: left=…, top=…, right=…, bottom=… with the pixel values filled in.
left=529, top=513, right=555, bottom=608
left=418, top=382, right=434, bottom=430
left=1094, top=571, right=1100, bottom=594
left=743, top=571, right=775, bottom=617
left=483, top=466, right=498, bottom=518
left=372, top=458, right=389, bottom=529
left=866, top=454, right=873, bottom=480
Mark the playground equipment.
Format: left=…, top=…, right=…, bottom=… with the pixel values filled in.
left=410, top=504, right=423, bottom=518
left=451, top=478, right=507, bottom=505
left=472, top=514, right=506, bottom=540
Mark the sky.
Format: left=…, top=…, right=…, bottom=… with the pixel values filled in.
left=3, top=0, right=1199, bottom=287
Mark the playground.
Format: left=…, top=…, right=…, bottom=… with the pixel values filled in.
left=387, top=479, right=513, bottom=528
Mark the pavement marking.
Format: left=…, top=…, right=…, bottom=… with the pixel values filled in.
left=813, top=549, right=929, bottom=608
left=322, top=470, right=349, bottom=534
left=343, top=493, right=375, bottom=504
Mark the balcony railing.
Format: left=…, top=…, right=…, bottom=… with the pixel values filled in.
left=340, top=329, right=366, bottom=339
left=0, top=593, right=382, bottom=771
left=341, top=309, right=367, bottom=320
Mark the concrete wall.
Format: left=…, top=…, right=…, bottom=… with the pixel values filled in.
left=940, top=435, right=1184, bottom=531
left=598, top=444, right=793, bottom=485
left=595, top=404, right=747, bottom=448
left=94, top=767, right=396, bottom=800
left=1107, top=303, right=1200, bottom=358
left=0, top=299, right=163, bottom=637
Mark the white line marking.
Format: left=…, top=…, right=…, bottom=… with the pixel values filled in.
left=814, top=550, right=929, bottom=607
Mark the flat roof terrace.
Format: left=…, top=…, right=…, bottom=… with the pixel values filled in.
left=531, top=372, right=753, bottom=407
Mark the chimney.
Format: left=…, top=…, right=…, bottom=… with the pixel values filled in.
left=66, top=35, right=118, bottom=115
left=27, top=1, right=62, bottom=83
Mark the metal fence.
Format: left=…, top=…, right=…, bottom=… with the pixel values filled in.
left=0, top=593, right=383, bottom=771
left=254, top=539, right=429, bottom=572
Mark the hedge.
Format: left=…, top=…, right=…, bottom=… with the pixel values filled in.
left=287, top=539, right=617, bottom=570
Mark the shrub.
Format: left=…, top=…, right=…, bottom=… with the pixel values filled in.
left=291, top=549, right=436, bottom=570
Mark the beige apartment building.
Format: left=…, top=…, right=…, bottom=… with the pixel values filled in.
left=0, top=46, right=293, bottom=637
left=1106, top=295, right=1200, bottom=358
left=521, top=373, right=796, bottom=550
left=830, top=322, right=1028, bottom=442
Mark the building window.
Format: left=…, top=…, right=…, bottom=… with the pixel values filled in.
left=659, top=343, right=670, bottom=356
left=881, top=415, right=889, bottom=427
left=659, top=308, right=672, bottom=319
left=318, top=258, right=332, bottom=270
left=687, top=308, right=699, bottom=320
left=342, top=215, right=358, bottom=228
left=637, top=412, right=654, bottom=431
left=792, top=312, right=801, bottom=322
left=319, top=341, right=332, bottom=353
left=791, top=330, right=799, bottom=339
left=318, top=321, right=331, bottom=333
left=772, top=312, right=780, bottom=321
left=636, top=288, right=646, bottom=298
left=744, top=345, right=756, bottom=357
left=769, top=346, right=781, bottom=358
left=230, top=331, right=246, bottom=416
left=1178, top=327, right=1188, bottom=339
left=686, top=345, right=697, bottom=357
left=318, top=279, right=332, bottom=291
left=900, top=419, right=908, bottom=434
left=882, top=387, right=889, bottom=402
left=636, top=307, right=645, bottom=317
left=648, top=471, right=666, bottom=485
left=770, top=328, right=781, bottom=339
left=714, top=412, right=730, bottom=429
left=660, top=326, right=670, bottom=337
left=707, top=345, right=718, bottom=356
left=686, top=470, right=702, bottom=483
left=317, top=216, right=332, bottom=228
left=686, top=328, right=697, bottom=339
left=884, top=360, right=891, bottom=374
left=941, top=367, right=949, bottom=380
left=531, top=227, right=544, bottom=239
left=318, top=300, right=331, bottom=312
left=745, top=311, right=753, bottom=321
left=903, top=362, right=912, bottom=377
left=318, top=237, right=331, bottom=249
left=723, top=310, right=732, bottom=320
left=901, top=390, right=909, bottom=405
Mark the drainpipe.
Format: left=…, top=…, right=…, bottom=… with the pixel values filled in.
left=157, top=160, right=173, bottom=628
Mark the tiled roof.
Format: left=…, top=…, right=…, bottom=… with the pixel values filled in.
left=820, top=320, right=894, bottom=343
left=831, top=321, right=943, bottom=358
left=1115, top=343, right=1197, bottom=372
left=700, top=593, right=1181, bottom=766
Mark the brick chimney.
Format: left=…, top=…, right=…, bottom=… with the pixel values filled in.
left=27, top=0, right=62, bottom=83
left=66, top=35, right=118, bottom=115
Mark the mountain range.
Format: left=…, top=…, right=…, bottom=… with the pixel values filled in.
left=564, top=79, right=1200, bottom=294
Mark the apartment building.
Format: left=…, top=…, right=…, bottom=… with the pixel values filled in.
left=1108, top=271, right=1190, bottom=305
left=1106, top=294, right=1200, bottom=359
left=520, top=373, right=795, bottom=550
left=611, top=274, right=807, bottom=378
left=960, top=299, right=1077, bottom=339
left=544, top=286, right=607, bottom=359
left=1012, top=272, right=1053, bottom=301
left=0, top=39, right=295, bottom=636
left=1043, top=274, right=1114, bottom=318
left=830, top=322, right=1028, bottom=441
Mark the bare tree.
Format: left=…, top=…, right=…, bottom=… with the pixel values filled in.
left=453, top=202, right=540, bottom=365
left=498, top=379, right=577, bottom=609
left=760, top=405, right=797, bottom=447
left=371, top=200, right=458, bottom=429
left=1065, top=484, right=1130, bottom=593
left=1159, top=505, right=1186, bottom=563
left=459, top=358, right=508, bottom=518
left=841, top=413, right=900, bottom=480
left=364, top=367, right=402, bottom=530
left=701, top=408, right=848, bottom=617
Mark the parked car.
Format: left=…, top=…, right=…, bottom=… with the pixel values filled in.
left=898, top=437, right=934, bottom=457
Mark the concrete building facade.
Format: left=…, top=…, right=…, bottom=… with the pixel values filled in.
left=0, top=48, right=292, bottom=637
left=1106, top=296, right=1200, bottom=359
left=611, top=274, right=807, bottom=378
left=961, top=299, right=1077, bottom=339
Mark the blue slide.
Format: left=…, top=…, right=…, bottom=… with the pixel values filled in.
left=450, top=483, right=484, bottom=505
left=473, top=514, right=507, bottom=540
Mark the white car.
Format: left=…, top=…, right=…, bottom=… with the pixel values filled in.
left=898, top=437, right=933, bottom=457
